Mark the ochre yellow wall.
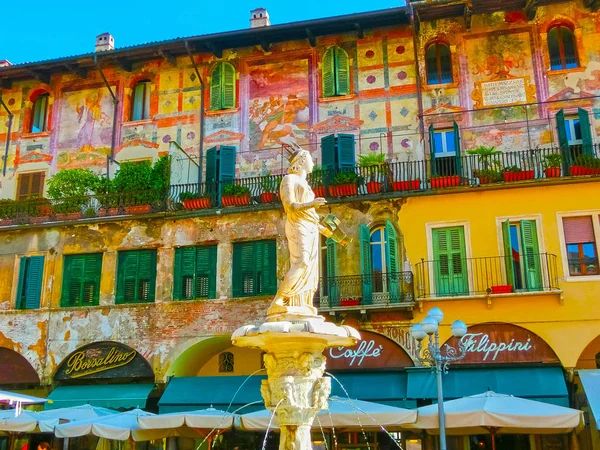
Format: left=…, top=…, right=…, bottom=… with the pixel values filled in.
left=197, top=346, right=263, bottom=376
left=398, top=180, right=600, bottom=368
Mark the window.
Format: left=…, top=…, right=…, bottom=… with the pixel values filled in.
left=131, top=80, right=151, bottom=121
left=173, top=245, right=217, bottom=300
left=210, top=62, right=236, bottom=111
left=425, top=43, right=453, bottom=85
left=205, top=146, right=236, bottom=185
left=547, top=25, right=578, bottom=70
left=31, top=93, right=49, bottom=133
left=562, top=216, right=599, bottom=276
left=116, top=249, right=157, bottom=303
left=321, top=134, right=355, bottom=172
left=431, top=227, right=467, bottom=296
left=322, top=46, right=350, bottom=97
left=218, top=352, right=234, bottom=373
left=502, top=220, right=542, bottom=291
left=429, top=122, right=462, bottom=177
left=61, top=254, right=102, bottom=307
left=16, top=256, right=44, bottom=309
left=232, top=240, right=277, bottom=298
left=16, top=172, right=45, bottom=200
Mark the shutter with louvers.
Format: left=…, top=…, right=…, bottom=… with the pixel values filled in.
left=16, top=257, right=27, bottom=309
left=263, top=240, right=277, bottom=295
left=233, top=242, right=256, bottom=297
left=132, top=83, right=146, bottom=121
left=502, top=220, right=515, bottom=288
left=359, top=224, right=373, bottom=305
left=578, top=108, right=594, bottom=156
left=82, top=254, right=102, bottom=306
left=337, top=134, right=356, bottom=170
left=25, top=256, right=44, bottom=309
left=18, top=173, right=31, bottom=200
left=326, top=238, right=339, bottom=307
left=432, top=227, right=467, bottom=296
left=174, top=247, right=197, bottom=300
left=563, top=216, right=595, bottom=244
left=137, top=250, right=157, bottom=303
left=30, top=172, right=45, bottom=199
left=453, top=121, right=462, bottom=176
left=205, top=147, right=218, bottom=183
left=62, top=255, right=83, bottom=307
left=429, top=124, right=437, bottom=176
left=219, top=146, right=236, bottom=182
left=556, top=110, right=571, bottom=173
left=321, top=135, right=336, bottom=175
left=385, top=221, right=401, bottom=303
left=519, top=220, right=542, bottom=291
left=322, top=48, right=336, bottom=98
left=122, top=252, right=139, bottom=304
left=222, top=63, right=236, bottom=110
left=210, top=64, right=223, bottom=111
left=196, top=245, right=217, bottom=299
left=335, top=47, right=350, bottom=96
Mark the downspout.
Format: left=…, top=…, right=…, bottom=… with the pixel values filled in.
left=0, top=92, right=14, bottom=177
left=409, top=4, right=425, bottom=140
left=94, top=54, right=119, bottom=179
left=185, top=41, right=205, bottom=185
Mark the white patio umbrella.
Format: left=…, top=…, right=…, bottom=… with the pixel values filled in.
left=137, top=408, right=234, bottom=441
left=238, top=396, right=417, bottom=431
left=0, top=390, right=49, bottom=417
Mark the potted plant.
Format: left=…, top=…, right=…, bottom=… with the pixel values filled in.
left=309, top=166, right=328, bottom=198
left=53, top=197, right=85, bottom=221
left=180, top=191, right=212, bottom=210
left=430, top=174, right=461, bottom=188
left=260, top=173, right=279, bottom=204
left=329, top=172, right=363, bottom=197
left=358, top=153, right=387, bottom=194
left=467, top=146, right=502, bottom=184
left=570, top=154, right=600, bottom=176
left=473, top=168, right=502, bottom=184
left=222, top=183, right=251, bottom=207
left=543, top=153, right=563, bottom=178
left=502, top=165, right=535, bottom=182
left=0, top=199, right=16, bottom=226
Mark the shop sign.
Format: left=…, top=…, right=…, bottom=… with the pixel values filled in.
left=327, top=330, right=414, bottom=370
left=55, top=342, right=154, bottom=380
left=444, top=323, right=559, bottom=364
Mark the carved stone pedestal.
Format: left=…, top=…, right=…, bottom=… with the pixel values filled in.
left=232, top=316, right=360, bottom=450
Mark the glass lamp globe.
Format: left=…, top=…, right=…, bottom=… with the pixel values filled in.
left=428, top=307, right=444, bottom=324
left=421, top=316, right=439, bottom=335
left=410, top=323, right=427, bottom=341
left=451, top=320, right=468, bottom=337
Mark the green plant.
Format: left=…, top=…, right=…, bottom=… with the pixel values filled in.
left=0, top=199, right=16, bottom=220
left=261, top=172, right=279, bottom=193
left=309, top=166, right=327, bottom=187
left=112, top=161, right=153, bottom=192
left=467, top=146, right=501, bottom=170
left=543, top=153, right=563, bottom=169
left=503, top=165, right=523, bottom=173
left=358, top=153, right=386, bottom=167
left=573, top=154, right=600, bottom=168
left=84, top=207, right=97, bottom=218
left=223, top=184, right=250, bottom=196
left=54, top=197, right=86, bottom=215
left=473, top=168, right=502, bottom=182
left=180, top=191, right=206, bottom=201
left=332, top=171, right=364, bottom=186
left=150, top=155, right=171, bottom=192
left=47, top=169, right=104, bottom=199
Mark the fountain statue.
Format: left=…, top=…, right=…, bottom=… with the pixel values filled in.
left=232, top=143, right=360, bottom=450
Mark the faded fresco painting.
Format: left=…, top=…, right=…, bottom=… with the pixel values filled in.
left=57, top=86, right=114, bottom=169
left=248, top=59, right=310, bottom=151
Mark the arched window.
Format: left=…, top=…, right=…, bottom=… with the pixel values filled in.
left=322, top=46, right=350, bottom=98
left=131, top=80, right=151, bottom=121
left=370, top=226, right=389, bottom=293
left=210, top=62, right=236, bottom=111
left=548, top=25, right=579, bottom=70
left=31, top=93, right=49, bottom=133
left=425, top=43, right=453, bottom=85
left=359, top=222, right=400, bottom=302
left=218, top=351, right=234, bottom=373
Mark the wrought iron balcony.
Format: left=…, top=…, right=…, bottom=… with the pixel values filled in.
left=315, top=271, right=415, bottom=311
left=414, top=253, right=560, bottom=299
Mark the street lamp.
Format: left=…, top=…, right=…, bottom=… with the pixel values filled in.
left=410, top=308, right=468, bottom=450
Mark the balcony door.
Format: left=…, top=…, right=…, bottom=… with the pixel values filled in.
left=502, top=220, right=542, bottom=291
left=432, top=226, right=468, bottom=296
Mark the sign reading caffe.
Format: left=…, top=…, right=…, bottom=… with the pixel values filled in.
left=443, top=323, right=559, bottom=365
left=55, top=341, right=154, bottom=381
left=327, top=330, right=414, bottom=370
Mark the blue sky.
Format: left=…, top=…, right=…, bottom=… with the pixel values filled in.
left=2, top=0, right=402, bottom=65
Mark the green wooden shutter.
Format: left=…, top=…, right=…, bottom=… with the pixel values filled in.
left=359, top=224, right=373, bottom=305
left=62, top=254, right=102, bottom=307
left=210, top=63, right=223, bottom=110
left=196, top=245, right=217, bottom=299
left=385, top=221, right=401, bottom=303
left=62, top=255, right=82, bottom=307
left=138, top=250, right=157, bottom=303
left=16, top=257, right=27, bottom=309
left=322, top=48, right=336, bottom=98
left=334, top=47, right=350, bottom=96
left=429, top=124, right=437, bottom=176
left=556, top=110, right=570, bottom=174
left=432, top=227, right=467, bottom=296
left=453, top=121, right=462, bottom=176
left=173, top=247, right=183, bottom=300
left=519, top=220, right=542, bottom=291
left=502, top=220, right=515, bottom=288
left=132, top=83, right=145, bottom=121
left=174, top=247, right=196, bottom=300
left=579, top=108, right=594, bottom=156
left=219, top=146, right=236, bottom=182
left=257, top=240, right=277, bottom=295
left=25, top=256, right=44, bottom=309
left=321, top=134, right=336, bottom=172
left=232, top=243, right=243, bottom=298
left=233, top=242, right=255, bottom=297
left=205, top=147, right=218, bottom=184
left=83, top=254, right=102, bottom=306
left=337, top=134, right=356, bottom=170
left=221, top=63, right=236, bottom=110
left=326, top=238, right=339, bottom=307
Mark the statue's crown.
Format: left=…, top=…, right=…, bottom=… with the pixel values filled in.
left=282, top=141, right=303, bottom=162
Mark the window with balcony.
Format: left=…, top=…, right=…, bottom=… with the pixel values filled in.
left=31, top=93, right=49, bottom=133
left=562, top=216, right=599, bottom=276
left=131, top=80, right=151, bottom=121
left=61, top=253, right=102, bottom=307
left=502, top=220, right=543, bottom=291
left=322, top=46, right=350, bottom=97
left=429, top=123, right=462, bottom=177
left=116, top=249, right=157, bottom=304
left=232, top=240, right=277, bottom=297
left=431, top=226, right=467, bottom=296
left=210, top=62, right=236, bottom=111
left=16, top=172, right=45, bottom=200
left=547, top=24, right=579, bottom=71
left=321, top=134, right=355, bottom=172
left=16, top=256, right=44, bottom=309
left=425, top=42, right=453, bottom=85
left=173, top=245, right=217, bottom=300
left=556, top=108, right=594, bottom=167
left=219, top=352, right=234, bottom=373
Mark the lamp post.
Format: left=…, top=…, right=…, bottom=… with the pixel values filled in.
left=410, top=308, right=468, bottom=450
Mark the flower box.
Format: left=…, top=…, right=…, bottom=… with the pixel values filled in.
left=39, top=204, right=54, bottom=216
left=478, top=177, right=497, bottom=185
left=431, top=176, right=461, bottom=188
left=312, top=186, right=326, bottom=198
left=222, top=195, right=251, bottom=207
left=502, top=170, right=535, bottom=182
left=491, top=285, right=513, bottom=294
left=392, top=179, right=421, bottom=191
left=125, top=205, right=152, bottom=215
left=55, top=212, right=82, bottom=221
left=261, top=192, right=278, bottom=204
left=0, top=219, right=14, bottom=227
left=329, top=184, right=358, bottom=197
left=183, top=198, right=212, bottom=210
left=365, top=181, right=382, bottom=194
left=544, top=168, right=561, bottom=178
left=569, top=166, right=600, bottom=176
left=340, top=299, right=360, bottom=307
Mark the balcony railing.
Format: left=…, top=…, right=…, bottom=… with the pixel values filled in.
left=414, top=253, right=559, bottom=298
left=315, top=272, right=414, bottom=310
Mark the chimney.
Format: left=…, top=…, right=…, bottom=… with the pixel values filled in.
left=250, top=8, right=270, bottom=28
left=0, top=60, right=11, bottom=67
left=95, top=33, right=115, bottom=52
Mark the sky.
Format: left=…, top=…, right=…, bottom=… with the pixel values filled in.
left=1, top=0, right=403, bottom=65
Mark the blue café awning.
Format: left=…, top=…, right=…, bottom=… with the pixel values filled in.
left=407, top=366, right=569, bottom=407
left=579, top=369, right=600, bottom=429
left=46, top=384, right=155, bottom=410
left=330, top=372, right=415, bottom=408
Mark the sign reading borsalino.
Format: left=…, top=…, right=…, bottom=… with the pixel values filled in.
left=55, top=342, right=153, bottom=380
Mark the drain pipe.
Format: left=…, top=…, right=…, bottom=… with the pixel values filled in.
left=409, top=4, right=425, bottom=140
left=94, top=55, right=119, bottom=179
left=0, top=92, right=14, bottom=177
left=185, top=41, right=205, bottom=185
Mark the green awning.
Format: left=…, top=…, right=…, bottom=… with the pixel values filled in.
left=407, top=366, right=569, bottom=407
left=330, top=372, right=416, bottom=408
left=46, top=384, right=155, bottom=410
